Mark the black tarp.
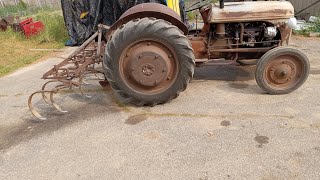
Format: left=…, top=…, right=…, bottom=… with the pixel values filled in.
left=61, top=0, right=185, bottom=46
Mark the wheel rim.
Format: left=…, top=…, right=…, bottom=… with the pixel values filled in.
left=119, top=39, right=179, bottom=95
left=264, top=55, right=305, bottom=90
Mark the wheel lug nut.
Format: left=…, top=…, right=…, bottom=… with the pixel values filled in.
left=168, top=55, right=172, bottom=58
left=147, top=42, right=151, bottom=46
left=167, top=77, right=171, bottom=80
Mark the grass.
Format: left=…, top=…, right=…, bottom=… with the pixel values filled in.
left=0, top=10, right=68, bottom=77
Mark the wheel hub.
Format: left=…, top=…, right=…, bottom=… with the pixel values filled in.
left=269, top=60, right=296, bottom=84
left=142, top=63, right=156, bottom=76
left=128, top=50, right=169, bottom=87
left=121, top=41, right=176, bottom=91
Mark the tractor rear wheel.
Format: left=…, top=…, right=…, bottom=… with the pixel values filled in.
left=255, top=47, right=310, bottom=94
left=104, top=17, right=195, bottom=106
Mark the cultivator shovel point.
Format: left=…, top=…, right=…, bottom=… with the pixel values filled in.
left=28, top=24, right=110, bottom=120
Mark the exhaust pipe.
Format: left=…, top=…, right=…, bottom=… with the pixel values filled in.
left=220, top=0, right=224, bottom=9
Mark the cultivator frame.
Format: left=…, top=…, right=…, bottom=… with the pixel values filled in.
left=28, top=24, right=110, bottom=120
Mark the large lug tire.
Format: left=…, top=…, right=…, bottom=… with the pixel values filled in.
left=103, top=17, right=195, bottom=106
left=255, top=47, right=310, bottom=94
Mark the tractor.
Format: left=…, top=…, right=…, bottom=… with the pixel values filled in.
left=29, top=0, right=310, bottom=120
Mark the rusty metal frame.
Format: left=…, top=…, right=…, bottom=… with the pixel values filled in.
left=28, top=24, right=109, bottom=121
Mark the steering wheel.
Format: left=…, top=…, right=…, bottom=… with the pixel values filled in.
left=185, top=0, right=212, bottom=12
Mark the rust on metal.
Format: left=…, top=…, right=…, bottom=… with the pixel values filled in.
left=209, top=47, right=275, bottom=53
left=263, top=55, right=304, bottom=90
left=107, top=3, right=188, bottom=36
left=28, top=24, right=109, bottom=120
left=119, top=39, right=178, bottom=94
left=189, top=36, right=208, bottom=60
left=208, top=1, right=294, bottom=23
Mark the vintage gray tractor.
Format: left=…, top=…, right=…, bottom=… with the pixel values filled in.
left=29, top=0, right=310, bottom=120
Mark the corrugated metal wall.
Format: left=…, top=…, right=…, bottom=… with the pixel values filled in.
left=289, top=0, right=320, bottom=16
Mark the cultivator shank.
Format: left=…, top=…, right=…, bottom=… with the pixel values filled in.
left=28, top=24, right=109, bottom=120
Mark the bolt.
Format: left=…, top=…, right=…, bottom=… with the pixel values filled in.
left=126, top=53, right=129, bottom=57
left=147, top=42, right=151, bottom=46
left=139, top=55, right=143, bottom=59
left=155, top=55, right=159, bottom=59
left=168, top=55, right=173, bottom=58
left=139, top=80, right=143, bottom=85
left=162, top=69, right=166, bottom=73
left=282, top=61, right=285, bottom=64
left=167, top=77, right=171, bottom=80
left=281, top=71, right=287, bottom=76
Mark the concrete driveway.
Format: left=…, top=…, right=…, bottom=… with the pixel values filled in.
left=0, top=36, right=320, bottom=179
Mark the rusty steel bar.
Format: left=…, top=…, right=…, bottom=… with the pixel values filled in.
left=209, top=47, right=275, bottom=53
left=211, top=40, right=282, bottom=47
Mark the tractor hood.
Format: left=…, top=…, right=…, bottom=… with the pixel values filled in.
left=208, top=1, right=294, bottom=23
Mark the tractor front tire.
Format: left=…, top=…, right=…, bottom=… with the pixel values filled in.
left=255, top=47, right=310, bottom=94
left=104, top=17, right=195, bottom=106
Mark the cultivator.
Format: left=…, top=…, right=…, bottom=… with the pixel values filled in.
left=28, top=25, right=109, bottom=120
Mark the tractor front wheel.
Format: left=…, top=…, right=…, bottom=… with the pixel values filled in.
left=104, top=17, right=195, bottom=106
left=255, top=47, right=310, bottom=94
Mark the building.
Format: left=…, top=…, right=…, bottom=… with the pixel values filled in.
left=289, top=0, right=320, bottom=17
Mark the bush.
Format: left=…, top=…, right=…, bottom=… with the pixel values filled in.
left=294, top=18, right=320, bottom=37
left=35, top=11, right=69, bottom=44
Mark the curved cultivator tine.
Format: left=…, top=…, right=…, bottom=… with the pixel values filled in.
left=41, top=80, right=58, bottom=104
left=28, top=85, right=69, bottom=120
left=28, top=90, right=51, bottom=121
left=49, top=90, right=68, bottom=113
left=79, top=75, right=92, bottom=98
left=79, top=82, right=92, bottom=98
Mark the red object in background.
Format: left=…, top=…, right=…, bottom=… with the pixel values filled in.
left=19, top=18, right=44, bottom=38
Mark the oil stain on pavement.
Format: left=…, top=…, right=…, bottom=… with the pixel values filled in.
left=254, top=134, right=270, bottom=148
left=221, top=120, right=231, bottom=127
left=229, top=82, right=249, bottom=89
left=125, top=114, right=148, bottom=125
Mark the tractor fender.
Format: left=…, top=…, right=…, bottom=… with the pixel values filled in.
left=106, top=3, right=188, bottom=37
